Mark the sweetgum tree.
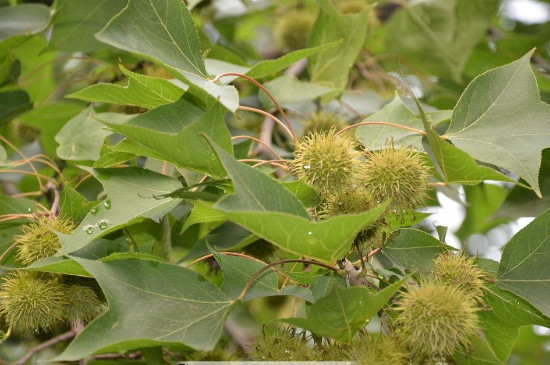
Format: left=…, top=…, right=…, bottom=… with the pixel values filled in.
left=0, top=0, right=549, bottom=363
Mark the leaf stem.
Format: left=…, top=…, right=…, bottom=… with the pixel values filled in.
left=237, top=259, right=339, bottom=301
left=237, top=105, right=295, bottom=142
left=336, top=121, right=426, bottom=136
left=238, top=159, right=289, bottom=170
left=231, top=135, right=283, bottom=160
left=0, top=136, right=48, bottom=192
left=212, top=72, right=298, bottom=143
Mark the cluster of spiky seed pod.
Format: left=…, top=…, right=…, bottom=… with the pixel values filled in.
left=290, top=123, right=432, bottom=249
left=393, top=252, right=486, bottom=363
left=0, top=216, right=105, bottom=335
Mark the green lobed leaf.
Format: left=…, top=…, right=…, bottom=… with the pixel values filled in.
left=59, top=186, right=96, bottom=223
left=26, top=256, right=91, bottom=277
left=103, top=99, right=231, bottom=178
left=383, top=228, right=447, bottom=275
left=212, top=250, right=313, bottom=302
left=209, top=139, right=308, bottom=217
left=307, top=0, right=368, bottom=98
left=282, top=277, right=407, bottom=342
left=424, top=125, right=516, bottom=186
left=67, top=64, right=185, bottom=109
left=97, top=0, right=207, bottom=78
left=497, top=208, right=550, bottom=318
left=95, top=0, right=239, bottom=111
left=48, top=0, right=127, bottom=51
left=55, top=257, right=234, bottom=360
left=0, top=4, right=50, bottom=41
left=259, top=74, right=337, bottom=108
left=181, top=200, right=227, bottom=233
left=356, top=95, right=425, bottom=151
left=445, top=50, right=550, bottom=197
left=55, top=108, right=133, bottom=161
left=59, top=167, right=182, bottom=254
left=246, top=41, right=341, bottom=79
left=385, top=0, right=499, bottom=82
left=355, top=95, right=452, bottom=151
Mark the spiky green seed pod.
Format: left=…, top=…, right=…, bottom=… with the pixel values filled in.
left=433, top=252, right=485, bottom=300
left=361, top=146, right=431, bottom=213
left=347, top=336, right=408, bottom=365
left=64, top=284, right=105, bottom=323
left=15, top=216, right=75, bottom=266
left=301, top=112, right=347, bottom=138
left=273, top=10, right=315, bottom=53
left=290, top=129, right=362, bottom=194
left=0, top=271, right=67, bottom=334
left=249, top=328, right=322, bottom=361
left=394, top=281, right=479, bottom=359
left=320, top=187, right=375, bottom=218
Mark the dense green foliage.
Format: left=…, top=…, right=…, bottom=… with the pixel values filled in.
left=1, top=0, right=550, bottom=363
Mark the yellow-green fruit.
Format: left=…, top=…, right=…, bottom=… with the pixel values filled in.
left=64, top=284, right=105, bottom=323
left=0, top=271, right=67, bottom=333
left=347, top=336, right=408, bottom=365
left=361, top=146, right=431, bottom=213
left=394, top=281, right=479, bottom=359
left=290, top=129, right=362, bottom=194
left=249, top=328, right=322, bottom=361
left=433, top=252, right=485, bottom=300
left=273, top=10, right=315, bottom=53
left=301, top=112, right=347, bottom=138
left=15, top=216, right=75, bottom=265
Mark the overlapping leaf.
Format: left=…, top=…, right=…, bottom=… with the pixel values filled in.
left=56, top=257, right=234, bottom=360
left=282, top=277, right=407, bottom=342
left=96, top=0, right=238, bottom=111
left=385, top=0, right=499, bottom=82
left=383, top=229, right=447, bottom=275
left=103, top=99, right=231, bottom=177
left=497, top=208, right=550, bottom=317
left=68, top=64, right=185, bottom=109
left=49, top=0, right=127, bottom=51
left=308, top=0, right=368, bottom=97
left=445, top=50, right=550, bottom=197
left=213, top=251, right=313, bottom=302
left=59, top=167, right=182, bottom=254
left=55, top=108, right=133, bottom=161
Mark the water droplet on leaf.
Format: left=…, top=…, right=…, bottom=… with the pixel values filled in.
left=83, top=225, right=95, bottom=234
left=98, top=219, right=109, bottom=230
left=102, top=199, right=112, bottom=209
left=90, top=206, right=99, bottom=215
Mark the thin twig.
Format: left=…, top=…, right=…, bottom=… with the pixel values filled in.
left=10, top=328, right=78, bottom=365
left=336, top=121, right=426, bottom=136
left=0, top=135, right=45, bottom=191
left=211, top=73, right=297, bottom=143
left=232, top=135, right=282, bottom=160
left=238, top=106, right=294, bottom=142
left=47, top=181, right=61, bottom=216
